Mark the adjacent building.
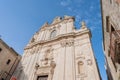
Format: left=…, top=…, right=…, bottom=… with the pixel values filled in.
left=101, top=0, right=120, bottom=80
left=0, top=39, right=21, bottom=80
left=13, top=16, right=101, bottom=80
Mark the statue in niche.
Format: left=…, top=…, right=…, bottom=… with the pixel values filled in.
left=35, top=63, right=39, bottom=70
left=42, top=48, right=53, bottom=65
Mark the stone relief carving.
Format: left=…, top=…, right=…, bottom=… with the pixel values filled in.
left=57, top=24, right=61, bottom=29
left=87, top=59, right=92, bottom=65
left=39, top=47, right=54, bottom=66
left=61, top=39, right=74, bottom=47
left=76, top=53, right=85, bottom=60
left=35, top=63, right=39, bottom=70
left=34, top=46, right=56, bottom=80
left=34, top=60, right=56, bottom=80
left=44, top=48, right=53, bottom=59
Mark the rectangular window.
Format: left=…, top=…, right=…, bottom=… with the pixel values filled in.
left=0, top=48, right=2, bottom=52
left=106, top=16, right=110, bottom=32
left=37, top=75, right=48, bottom=80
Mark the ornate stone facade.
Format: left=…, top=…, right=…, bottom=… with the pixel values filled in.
left=13, top=16, right=101, bottom=80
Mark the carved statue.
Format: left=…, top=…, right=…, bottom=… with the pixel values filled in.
left=81, top=21, right=87, bottom=29
left=35, top=63, right=39, bottom=70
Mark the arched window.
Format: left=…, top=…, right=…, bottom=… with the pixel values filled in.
left=50, top=30, right=57, bottom=39
left=78, top=61, right=84, bottom=74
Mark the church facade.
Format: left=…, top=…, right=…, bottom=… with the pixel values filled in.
left=13, top=16, right=101, bottom=80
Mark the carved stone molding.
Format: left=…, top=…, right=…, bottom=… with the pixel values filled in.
left=87, top=59, right=92, bottom=65
left=34, top=61, right=56, bottom=80
left=76, top=74, right=87, bottom=79
left=76, top=54, right=85, bottom=60
left=44, top=48, right=54, bottom=59
left=60, top=41, right=66, bottom=47
left=25, top=29, right=90, bottom=49
left=61, top=40, right=74, bottom=47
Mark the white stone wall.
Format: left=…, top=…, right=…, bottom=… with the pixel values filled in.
left=14, top=16, right=100, bottom=80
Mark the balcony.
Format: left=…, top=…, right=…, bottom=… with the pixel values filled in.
left=110, top=30, right=120, bottom=64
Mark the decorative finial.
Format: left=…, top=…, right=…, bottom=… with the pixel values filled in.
left=52, top=17, right=62, bottom=24
left=42, top=22, right=49, bottom=27
left=81, top=21, right=86, bottom=29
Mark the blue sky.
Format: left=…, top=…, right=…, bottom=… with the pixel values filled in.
left=0, top=0, right=107, bottom=80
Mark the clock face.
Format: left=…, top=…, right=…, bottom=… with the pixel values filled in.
left=50, top=30, right=57, bottom=39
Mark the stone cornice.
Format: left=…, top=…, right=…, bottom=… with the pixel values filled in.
left=24, top=29, right=91, bottom=50
left=40, top=16, right=74, bottom=31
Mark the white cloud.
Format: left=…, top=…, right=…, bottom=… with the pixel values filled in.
left=67, top=7, right=72, bottom=11
left=60, top=0, right=71, bottom=7
left=90, top=5, right=94, bottom=11
left=75, top=15, right=81, bottom=22
left=74, top=0, right=83, bottom=3
left=59, top=0, right=101, bottom=32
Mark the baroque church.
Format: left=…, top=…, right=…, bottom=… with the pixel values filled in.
left=13, top=16, right=101, bottom=80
